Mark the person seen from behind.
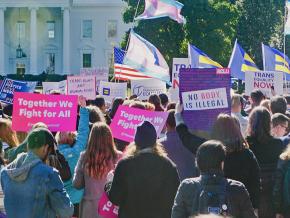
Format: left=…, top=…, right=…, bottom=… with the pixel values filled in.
left=1, top=128, right=74, bottom=218
left=171, top=140, right=256, bottom=218
left=73, top=122, right=122, bottom=218
left=106, top=121, right=180, bottom=218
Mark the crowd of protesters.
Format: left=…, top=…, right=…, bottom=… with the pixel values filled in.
left=0, top=88, right=289, bottom=218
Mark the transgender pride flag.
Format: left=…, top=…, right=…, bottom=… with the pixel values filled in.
left=135, top=0, right=186, bottom=24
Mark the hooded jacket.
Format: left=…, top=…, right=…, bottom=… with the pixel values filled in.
left=1, top=152, right=74, bottom=218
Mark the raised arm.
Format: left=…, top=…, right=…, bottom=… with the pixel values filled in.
left=175, top=103, right=205, bottom=154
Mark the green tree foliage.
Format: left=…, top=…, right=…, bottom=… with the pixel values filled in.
left=236, top=0, right=284, bottom=68
left=121, top=0, right=285, bottom=69
left=121, top=0, right=239, bottom=67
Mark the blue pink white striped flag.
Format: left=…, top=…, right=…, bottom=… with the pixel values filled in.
left=135, top=0, right=186, bottom=24
left=124, top=30, right=170, bottom=83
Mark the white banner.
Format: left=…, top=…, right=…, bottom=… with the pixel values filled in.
left=99, top=81, right=127, bottom=102
left=245, top=71, right=283, bottom=97
left=42, top=80, right=67, bottom=95
left=131, top=78, right=167, bottom=100
left=182, top=88, right=228, bottom=111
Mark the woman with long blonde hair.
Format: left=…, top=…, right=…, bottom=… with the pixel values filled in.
left=0, top=118, right=19, bottom=152
left=73, top=122, right=121, bottom=218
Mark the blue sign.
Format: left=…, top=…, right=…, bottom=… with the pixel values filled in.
left=0, top=78, right=37, bottom=104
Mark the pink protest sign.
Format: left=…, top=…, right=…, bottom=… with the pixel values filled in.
left=12, top=92, right=78, bottom=132
left=67, top=75, right=96, bottom=100
left=110, top=105, right=168, bottom=142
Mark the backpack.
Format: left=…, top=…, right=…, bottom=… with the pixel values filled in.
left=196, top=178, right=229, bottom=216
left=283, top=161, right=290, bottom=207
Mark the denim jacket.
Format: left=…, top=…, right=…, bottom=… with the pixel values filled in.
left=58, top=107, right=89, bottom=204
left=1, top=152, right=74, bottom=218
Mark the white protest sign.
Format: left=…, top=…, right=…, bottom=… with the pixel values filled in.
left=42, top=80, right=67, bottom=94
left=245, top=71, right=283, bottom=97
left=131, top=78, right=167, bottom=100
left=182, top=88, right=228, bottom=111
left=172, top=58, right=190, bottom=89
left=67, top=75, right=96, bottom=99
left=99, top=81, right=127, bottom=102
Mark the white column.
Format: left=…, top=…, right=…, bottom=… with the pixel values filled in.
left=62, top=7, right=70, bottom=74
left=0, top=7, right=5, bottom=75
left=29, top=7, right=38, bottom=75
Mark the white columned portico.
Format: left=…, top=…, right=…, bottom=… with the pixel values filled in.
left=0, top=7, right=5, bottom=75
left=62, top=7, right=70, bottom=74
left=29, top=7, right=38, bottom=75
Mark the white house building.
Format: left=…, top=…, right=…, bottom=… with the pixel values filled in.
left=0, top=0, right=130, bottom=75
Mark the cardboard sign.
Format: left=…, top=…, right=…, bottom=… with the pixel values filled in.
left=245, top=71, right=283, bottom=97
left=67, top=75, right=96, bottom=99
left=110, top=105, right=168, bottom=142
left=131, top=79, right=167, bottom=100
left=180, top=68, right=231, bottom=131
left=0, top=78, right=37, bottom=104
left=99, top=81, right=127, bottom=102
left=12, top=92, right=78, bottom=132
left=42, top=80, right=67, bottom=94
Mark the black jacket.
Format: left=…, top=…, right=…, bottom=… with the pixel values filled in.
left=246, top=136, right=284, bottom=218
left=176, top=123, right=261, bottom=209
left=107, top=150, right=180, bottom=218
left=172, top=172, right=256, bottom=218
left=273, top=158, right=290, bottom=216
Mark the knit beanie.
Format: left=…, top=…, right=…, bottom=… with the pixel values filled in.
left=134, top=121, right=157, bottom=149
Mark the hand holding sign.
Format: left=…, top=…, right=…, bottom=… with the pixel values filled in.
left=175, top=102, right=183, bottom=114
left=78, top=95, right=87, bottom=108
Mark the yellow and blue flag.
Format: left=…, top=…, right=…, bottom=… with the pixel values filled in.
left=228, top=39, right=259, bottom=80
left=262, top=43, right=290, bottom=80
left=188, top=44, right=223, bottom=69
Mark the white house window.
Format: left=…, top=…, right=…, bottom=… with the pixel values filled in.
left=82, top=20, right=92, bottom=38
left=47, top=21, right=55, bottom=39
left=17, top=21, right=25, bottom=39
left=83, top=53, right=92, bottom=68
left=107, top=20, right=117, bottom=38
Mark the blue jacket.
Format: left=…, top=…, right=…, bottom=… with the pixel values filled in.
left=1, top=152, right=74, bottom=218
left=58, top=107, right=89, bottom=204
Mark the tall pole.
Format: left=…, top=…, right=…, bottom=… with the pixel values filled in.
left=284, top=0, right=288, bottom=91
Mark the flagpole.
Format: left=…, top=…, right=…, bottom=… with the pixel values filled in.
left=125, top=0, right=141, bottom=52
left=110, top=47, right=115, bottom=82
left=284, top=0, right=287, bottom=90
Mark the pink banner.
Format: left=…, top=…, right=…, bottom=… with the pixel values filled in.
left=12, top=92, right=78, bottom=132
left=67, top=75, right=96, bottom=100
left=110, top=105, right=168, bottom=142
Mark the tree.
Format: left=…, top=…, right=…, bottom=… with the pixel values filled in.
left=182, top=0, right=240, bottom=66
left=121, top=0, right=240, bottom=68
left=236, top=0, right=284, bottom=68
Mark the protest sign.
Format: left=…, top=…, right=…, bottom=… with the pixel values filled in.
left=99, top=81, right=127, bottom=102
left=0, top=78, right=37, bottom=104
left=42, top=80, right=67, bottom=94
left=245, top=71, right=283, bottom=97
left=180, top=68, right=231, bottom=131
left=131, top=78, right=166, bottom=100
left=172, top=58, right=190, bottom=89
left=12, top=92, right=78, bottom=132
left=80, top=67, right=109, bottom=92
left=110, top=105, right=168, bottom=142
left=67, top=75, right=96, bottom=99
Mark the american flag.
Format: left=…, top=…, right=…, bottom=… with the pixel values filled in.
left=114, top=47, right=151, bottom=80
